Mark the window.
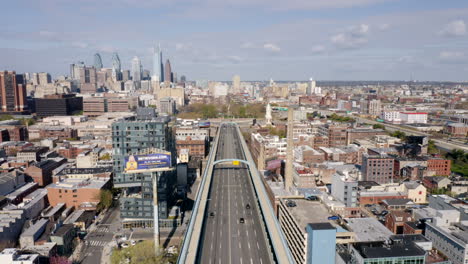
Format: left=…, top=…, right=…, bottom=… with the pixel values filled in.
left=73, top=195, right=77, bottom=198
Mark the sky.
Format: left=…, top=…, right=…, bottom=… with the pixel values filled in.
left=1, top=0, right=468, bottom=81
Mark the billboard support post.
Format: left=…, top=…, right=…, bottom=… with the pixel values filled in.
left=153, top=171, right=160, bottom=253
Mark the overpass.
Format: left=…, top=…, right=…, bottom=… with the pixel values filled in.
left=178, top=123, right=294, bottom=264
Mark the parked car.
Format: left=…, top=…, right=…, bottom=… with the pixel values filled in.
left=306, top=196, right=319, bottom=201
left=286, top=200, right=297, bottom=207
left=327, top=215, right=339, bottom=221
left=380, top=210, right=389, bottom=216
left=130, top=240, right=136, bottom=246
left=121, top=243, right=129, bottom=248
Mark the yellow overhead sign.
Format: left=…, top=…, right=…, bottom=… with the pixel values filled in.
left=232, top=160, right=240, bottom=165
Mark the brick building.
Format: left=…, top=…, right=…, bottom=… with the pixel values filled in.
left=362, top=153, right=395, bottom=184
left=17, top=146, right=49, bottom=162
left=427, top=158, right=451, bottom=176
left=37, top=127, right=78, bottom=141
left=46, top=178, right=111, bottom=210
left=444, top=123, right=468, bottom=137
left=24, top=159, right=66, bottom=187
left=385, top=211, right=413, bottom=234
left=346, top=128, right=386, bottom=144
left=175, top=135, right=207, bottom=158
left=0, top=71, right=27, bottom=113
left=318, top=124, right=349, bottom=147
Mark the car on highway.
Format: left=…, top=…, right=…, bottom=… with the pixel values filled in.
left=246, top=204, right=251, bottom=209
left=327, top=215, right=339, bottom=220
left=209, top=212, right=215, bottom=217
left=239, top=218, right=245, bottom=223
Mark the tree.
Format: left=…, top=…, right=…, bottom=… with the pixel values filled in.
left=97, top=190, right=113, bottom=211
left=389, top=130, right=407, bottom=140
left=427, top=140, right=438, bottom=154
left=445, top=149, right=468, bottom=177
left=99, top=153, right=112, bottom=161
left=372, top=124, right=385, bottom=130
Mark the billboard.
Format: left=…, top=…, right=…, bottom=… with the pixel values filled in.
left=199, top=121, right=211, bottom=128
left=124, top=152, right=171, bottom=172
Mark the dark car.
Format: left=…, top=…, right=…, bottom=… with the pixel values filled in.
left=327, top=215, right=339, bottom=221
left=286, top=200, right=297, bottom=207
left=246, top=204, right=251, bottom=209
left=364, top=204, right=373, bottom=207
left=209, top=212, right=215, bottom=217
left=239, top=218, right=245, bottom=223
left=306, top=196, right=319, bottom=201
left=380, top=210, right=389, bottom=216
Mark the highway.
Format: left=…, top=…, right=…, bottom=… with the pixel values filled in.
left=198, top=123, right=272, bottom=264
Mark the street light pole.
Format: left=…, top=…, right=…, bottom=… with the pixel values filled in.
left=153, top=171, right=160, bottom=254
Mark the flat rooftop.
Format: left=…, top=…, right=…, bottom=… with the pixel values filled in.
left=354, top=241, right=426, bottom=259
left=286, top=199, right=332, bottom=229
left=345, top=218, right=393, bottom=242
left=48, top=177, right=109, bottom=190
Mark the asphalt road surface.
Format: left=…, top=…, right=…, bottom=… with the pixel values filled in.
left=198, top=124, right=271, bottom=264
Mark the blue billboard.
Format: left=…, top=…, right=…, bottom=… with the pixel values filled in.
left=199, top=121, right=211, bottom=128
left=124, top=153, right=171, bottom=172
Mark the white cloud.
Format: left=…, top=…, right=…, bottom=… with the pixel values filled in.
left=240, top=42, right=255, bottom=49
left=71, top=42, right=88, bottom=48
left=175, top=43, right=192, bottom=51
left=439, top=51, right=464, bottom=60
left=439, top=20, right=466, bottom=37
left=398, top=56, right=415, bottom=63
left=331, top=24, right=370, bottom=49
left=311, top=45, right=326, bottom=53
left=263, top=43, right=281, bottom=52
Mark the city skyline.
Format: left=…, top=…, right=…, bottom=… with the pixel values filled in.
left=1, top=0, right=468, bottom=81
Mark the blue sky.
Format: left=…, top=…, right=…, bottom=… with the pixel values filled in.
left=1, top=0, right=468, bottom=81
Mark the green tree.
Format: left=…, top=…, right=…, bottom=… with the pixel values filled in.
left=389, top=130, right=407, bottom=140
left=445, top=149, right=468, bottom=177
left=97, top=190, right=113, bottom=211
left=99, top=153, right=112, bottom=161
left=372, top=124, right=385, bottom=130
left=427, top=140, right=438, bottom=154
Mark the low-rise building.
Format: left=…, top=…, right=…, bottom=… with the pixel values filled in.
left=17, top=147, right=49, bottom=162
left=445, top=122, right=468, bottom=137
left=46, top=177, right=110, bottom=210
left=0, top=248, right=39, bottom=264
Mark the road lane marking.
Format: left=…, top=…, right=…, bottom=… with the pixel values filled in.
left=257, top=242, right=260, bottom=249
left=250, top=258, right=253, bottom=264
left=248, top=242, right=250, bottom=249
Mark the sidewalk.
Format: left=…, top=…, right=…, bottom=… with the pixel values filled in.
left=101, top=240, right=117, bottom=264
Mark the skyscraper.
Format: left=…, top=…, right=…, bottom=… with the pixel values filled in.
left=70, top=62, right=85, bottom=80
left=111, top=52, right=122, bottom=81
left=111, top=52, right=121, bottom=72
left=164, top=59, right=172, bottom=83
left=94, top=53, right=103, bottom=71
left=160, top=47, right=164, bottom=82
left=131, top=56, right=142, bottom=82
left=232, top=75, right=241, bottom=93
left=153, top=44, right=162, bottom=81
left=0, top=71, right=27, bottom=113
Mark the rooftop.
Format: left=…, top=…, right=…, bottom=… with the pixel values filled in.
left=354, top=240, right=426, bottom=259
left=285, top=199, right=332, bottom=230
left=48, top=177, right=109, bottom=190
left=345, top=218, right=393, bottom=242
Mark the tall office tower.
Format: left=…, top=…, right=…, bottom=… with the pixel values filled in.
left=265, top=103, right=272, bottom=125
left=0, top=71, right=27, bottom=113
left=94, top=53, right=103, bottom=71
left=232, top=75, right=241, bottom=93
left=38, top=72, right=52, bottom=85
left=306, top=77, right=315, bottom=95
left=122, top=70, right=131, bottom=82
left=142, top=70, right=151, bottom=80
left=159, top=47, right=164, bottom=82
left=131, top=56, right=142, bottom=82
left=152, top=44, right=162, bottom=81
left=112, top=52, right=122, bottom=81
left=164, top=59, right=172, bottom=83
left=180, top=75, right=186, bottom=83
left=70, top=62, right=85, bottom=80
left=112, top=115, right=174, bottom=229
left=79, top=66, right=97, bottom=93
left=172, top=72, right=177, bottom=83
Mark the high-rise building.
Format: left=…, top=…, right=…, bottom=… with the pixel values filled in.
left=232, top=75, right=240, bottom=93
left=131, top=56, right=142, bottom=82
left=362, top=153, right=395, bottom=184
left=70, top=62, right=85, bottom=80
left=0, top=71, right=27, bottom=113
left=79, top=66, right=97, bottom=93
left=164, top=59, right=172, bottom=83
left=35, top=94, right=83, bottom=117
left=112, top=115, right=175, bottom=228
left=159, top=47, right=164, bottom=82
left=306, top=78, right=316, bottom=95
left=122, top=70, right=130, bottom=82
left=180, top=75, right=186, bottom=83
left=38, top=72, right=51, bottom=85
left=306, top=223, right=336, bottom=264
left=153, top=44, right=161, bottom=81
left=112, top=52, right=122, bottom=81
left=94, top=53, right=103, bottom=71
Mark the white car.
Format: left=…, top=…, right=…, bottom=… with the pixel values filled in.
left=130, top=240, right=136, bottom=246
left=121, top=242, right=129, bottom=248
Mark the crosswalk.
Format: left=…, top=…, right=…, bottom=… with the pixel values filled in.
left=95, top=226, right=110, bottom=233
left=87, top=240, right=108, bottom=247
